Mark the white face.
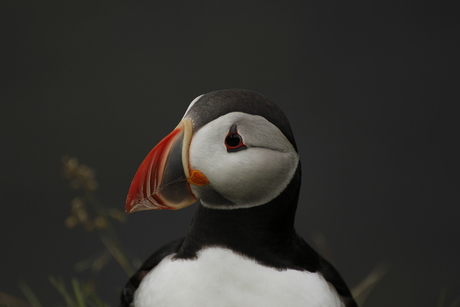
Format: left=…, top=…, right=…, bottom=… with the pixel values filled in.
left=188, top=112, right=299, bottom=209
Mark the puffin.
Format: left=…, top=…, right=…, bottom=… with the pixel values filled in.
left=120, top=89, right=357, bottom=307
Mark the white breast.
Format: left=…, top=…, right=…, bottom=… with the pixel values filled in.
left=134, top=247, right=344, bottom=307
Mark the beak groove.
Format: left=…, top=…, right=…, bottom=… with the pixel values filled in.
left=125, top=119, right=198, bottom=213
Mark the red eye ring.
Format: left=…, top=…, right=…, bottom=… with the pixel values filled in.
left=225, top=125, right=247, bottom=153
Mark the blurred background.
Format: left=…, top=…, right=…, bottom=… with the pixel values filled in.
left=1, top=1, right=458, bottom=306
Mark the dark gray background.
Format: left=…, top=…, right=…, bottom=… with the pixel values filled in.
left=1, top=1, right=458, bottom=306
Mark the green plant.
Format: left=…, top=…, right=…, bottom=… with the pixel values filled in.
left=15, top=156, right=136, bottom=307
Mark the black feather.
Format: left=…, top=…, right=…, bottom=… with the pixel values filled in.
left=121, top=165, right=357, bottom=306
left=318, top=257, right=358, bottom=307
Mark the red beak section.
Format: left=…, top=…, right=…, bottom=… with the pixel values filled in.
left=126, top=119, right=196, bottom=213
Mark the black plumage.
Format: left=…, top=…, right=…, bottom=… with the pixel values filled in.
left=121, top=164, right=356, bottom=306
left=121, top=89, right=357, bottom=306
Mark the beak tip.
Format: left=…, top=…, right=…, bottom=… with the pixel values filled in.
left=125, top=198, right=145, bottom=214
left=125, top=204, right=134, bottom=214
left=125, top=195, right=137, bottom=214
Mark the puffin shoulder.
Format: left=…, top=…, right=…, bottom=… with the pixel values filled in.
left=317, top=256, right=357, bottom=307
left=120, top=237, right=185, bottom=307
left=293, top=234, right=357, bottom=307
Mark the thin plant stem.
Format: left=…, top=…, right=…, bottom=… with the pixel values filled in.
left=18, top=281, right=42, bottom=307
left=85, top=190, right=135, bottom=276
left=49, top=276, right=77, bottom=307
left=71, top=278, right=86, bottom=307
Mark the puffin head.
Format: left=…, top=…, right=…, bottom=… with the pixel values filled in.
left=126, top=89, right=300, bottom=213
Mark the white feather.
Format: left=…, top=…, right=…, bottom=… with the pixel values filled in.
left=134, top=247, right=344, bottom=307
left=188, top=112, right=299, bottom=209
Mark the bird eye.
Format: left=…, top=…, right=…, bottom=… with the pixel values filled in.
left=225, top=134, right=241, bottom=147
left=225, top=125, right=247, bottom=153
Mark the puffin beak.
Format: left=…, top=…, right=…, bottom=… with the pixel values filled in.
left=126, top=118, right=209, bottom=213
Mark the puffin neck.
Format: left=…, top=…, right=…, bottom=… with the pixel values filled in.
left=175, top=165, right=317, bottom=270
